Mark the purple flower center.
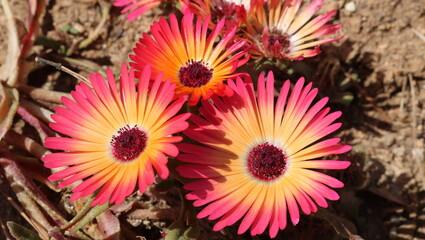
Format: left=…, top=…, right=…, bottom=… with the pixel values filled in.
left=247, top=143, right=287, bottom=181
left=178, top=60, right=213, bottom=88
left=111, top=125, right=147, bottom=162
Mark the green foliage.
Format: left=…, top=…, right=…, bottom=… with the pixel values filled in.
left=7, top=222, right=42, bottom=240
left=165, top=217, right=200, bottom=240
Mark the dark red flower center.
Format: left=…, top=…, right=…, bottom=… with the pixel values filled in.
left=211, top=1, right=238, bottom=24
left=110, top=125, right=147, bottom=162
left=266, top=29, right=291, bottom=52
left=178, top=60, right=213, bottom=88
left=247, top=143, right=287, bottom=181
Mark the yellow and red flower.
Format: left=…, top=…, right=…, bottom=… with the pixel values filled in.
left=246, top=0, right=343, bottom=60
left=184, top=0, right=251, bottom=30
left=43, top=64, right=190, bottom=206
left=130, top=12, right=249, bottom=105
left=177, top=72, right=351, bottom=237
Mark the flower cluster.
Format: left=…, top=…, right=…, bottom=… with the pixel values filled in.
left=43, top=0, right=349, bottom=238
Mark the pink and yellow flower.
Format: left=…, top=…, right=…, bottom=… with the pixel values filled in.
left=130, top=12, right=249, bottom=106
left=114, top=0, right=161, bottom=21
left=114, top=0, right=183, bottom=21
left=177, top=72, right=351, bottom=237
left=43, top=64, right=190, bottom=206
left=246, top=0, right=343, bottom=60
left=184, top=0, right=251, bottom=30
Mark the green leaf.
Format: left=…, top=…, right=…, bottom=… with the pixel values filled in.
left=69, top=27, right=80, bottom=35
left=35, top=36, right=61, bottom=50
left=165, top=217, right=200, bottom=240
left=341, top=92, right=354, bottom=106
left=7, top=222, right=42, bottom=240
left=60, top=25, right=71, bottom=32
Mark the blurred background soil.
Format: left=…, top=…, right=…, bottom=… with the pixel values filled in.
left=0, top=0, right=424, bottom=239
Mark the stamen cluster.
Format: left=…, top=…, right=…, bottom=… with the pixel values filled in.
left=110, top=125, right=147, bottom=162
left=247, top=142, right=287, bottom=181
left=179, top=60, right=213, bottom=88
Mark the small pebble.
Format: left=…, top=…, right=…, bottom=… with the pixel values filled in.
left=344, top=1, right=356, bottom=12
left=72, top=22, right=84, bottom=33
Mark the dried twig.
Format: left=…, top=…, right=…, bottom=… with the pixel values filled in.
left=0, top=217, right=13, bottom=240
left=78, top=0, right=111, bottom=49
left=35, top=57, right=89, bottom=84
left=411, top=29, right=425, bottom=43
left=64, top=57, right=106, bottom=77
left=409, top=74, right=417, bottom=141
left=399, top=74, right=408, bottom=114
left=408, top=74, right=425, bottom=184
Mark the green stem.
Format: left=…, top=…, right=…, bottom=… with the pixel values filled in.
left=177, top=190, right=188, bottom=222
left=74, top=230, right=92, bottom=240
left=60, top=198, right=94, bottom=231
left=70, top=202, right=110, bottom=233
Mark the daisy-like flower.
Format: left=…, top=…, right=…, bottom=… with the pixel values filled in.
left=42, top=64, right=190, bottom=206
left=246, top=0, right=343, bottom=60
left=177, top=72, right=351, bottom=237
left=184, top=0, right=250, bottom=30
left=130, top=12, right=250, bottom=106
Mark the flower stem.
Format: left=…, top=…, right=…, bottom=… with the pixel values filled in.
left=60, top=198, right=94, bottom=231
left=68, top=202, right=110, bottom=238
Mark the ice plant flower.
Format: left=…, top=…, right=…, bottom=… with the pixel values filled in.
left=245, top=0, right=343, bottom=60
left=114, top=0, right=184, bottom=21
left=184, top=0, right=251, bottom=30
left=130, top=12, right=249, bottom=105
left=177, top=72, right=351, bottom=237
left=114, top=0, right=161, bottom=21
left=42, top=64, right=190, bottom=206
